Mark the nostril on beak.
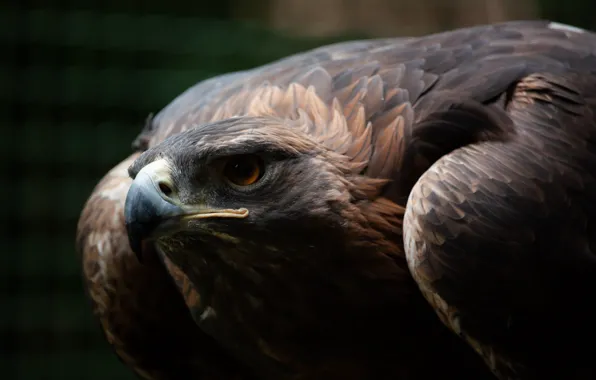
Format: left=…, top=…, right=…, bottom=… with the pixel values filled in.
left=158, top=182, right=173, bottom=197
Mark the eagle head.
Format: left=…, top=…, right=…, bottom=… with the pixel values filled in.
left=124, top=116, right=392, bottom=278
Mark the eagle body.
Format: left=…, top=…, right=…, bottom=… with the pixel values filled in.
left=77, top=20, right=596, bottom=380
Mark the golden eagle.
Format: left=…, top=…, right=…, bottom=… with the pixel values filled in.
left=76, top=20, right=596, bottom=380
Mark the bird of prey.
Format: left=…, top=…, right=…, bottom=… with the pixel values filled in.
left=76, top=20, right=596, bottom=380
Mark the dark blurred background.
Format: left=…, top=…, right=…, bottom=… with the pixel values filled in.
left=1, top=0, right=594, bottom=378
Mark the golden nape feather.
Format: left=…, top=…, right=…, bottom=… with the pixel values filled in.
left=77, top=20, right=596, bottom=380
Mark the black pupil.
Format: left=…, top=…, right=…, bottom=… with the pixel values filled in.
left=230, top=160, right=256, bottom=180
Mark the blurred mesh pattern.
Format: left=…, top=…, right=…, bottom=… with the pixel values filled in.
left=0, top=4, right=345, bottom=379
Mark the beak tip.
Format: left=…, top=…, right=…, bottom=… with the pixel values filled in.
left=124, top=169, right=181, bottom=265
left=130, top=238, right=145, bottom=264
left=124, top=180, right=151, bottom=264
left=125, top=218, right=145, bottom=264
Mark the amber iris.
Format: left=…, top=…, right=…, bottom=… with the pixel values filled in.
left=223, top=155, right=263, bottom=186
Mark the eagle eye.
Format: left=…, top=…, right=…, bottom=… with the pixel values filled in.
left=222, top=154, right=264, bottom=187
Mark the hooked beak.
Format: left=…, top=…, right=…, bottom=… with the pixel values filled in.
left=124, top=159, right=249, bottom=262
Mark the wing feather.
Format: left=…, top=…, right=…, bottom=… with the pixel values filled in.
left=404, top=71, right=596, bottom=379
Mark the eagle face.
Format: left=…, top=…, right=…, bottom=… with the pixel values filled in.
left=123, top=115, right=408, bottom=373
left=124, top=116, right=365, bottom=271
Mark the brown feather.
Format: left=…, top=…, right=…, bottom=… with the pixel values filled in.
left=81, top=19, right=596, bottom=380
left=76, top=154, right=254, bottom=380
left=404, top=69, right=596, bottom=379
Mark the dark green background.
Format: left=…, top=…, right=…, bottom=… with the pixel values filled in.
left=2, top=1, right=594, bottom=378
